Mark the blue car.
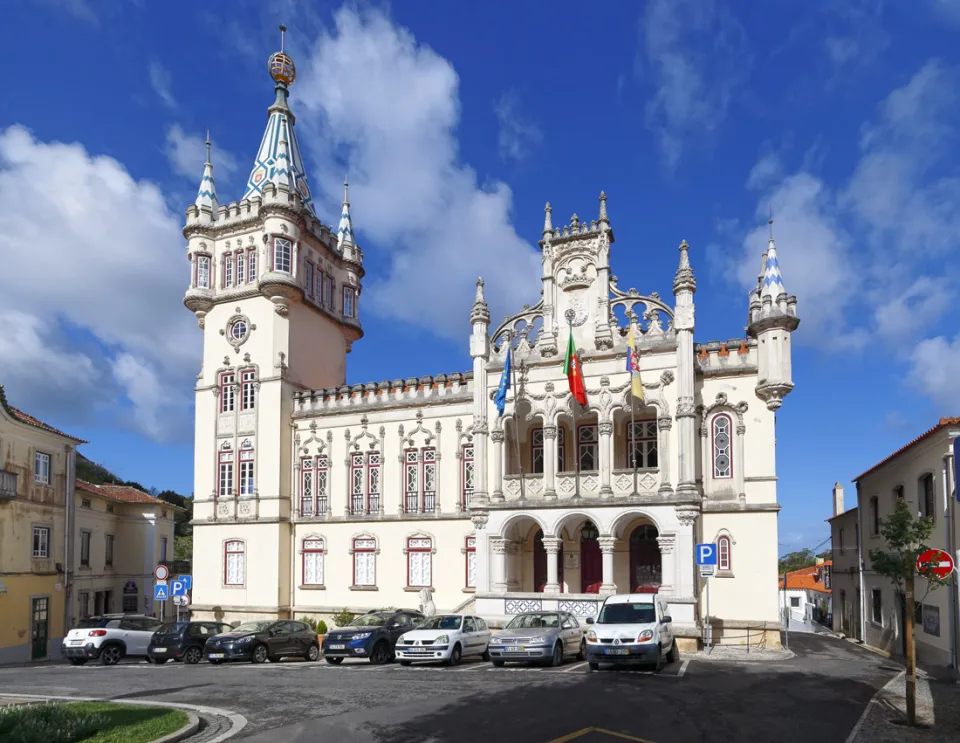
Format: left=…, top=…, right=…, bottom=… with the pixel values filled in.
left=322, top=609, right=424, bottom=664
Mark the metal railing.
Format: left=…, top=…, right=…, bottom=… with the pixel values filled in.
left=0, top=470, right=17, bottom=499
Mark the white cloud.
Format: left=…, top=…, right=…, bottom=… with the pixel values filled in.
left=638, top=0, right=750, bottom=169
left=149, top=60, right=177, bottom=110
left=746, top=153, right=784, bottom=191
left=872, top=277, right=952, bottom=340
left=0, top=125, right=196, bottom=439
left=493, top=92, right=542, bottom=163
left=291, top=7, right=542, bottom=339
left=908, top=334, right=960, bottom=412
left=164, top=124, right=238, bottom=183
left=822, top=0, right=889, bottom=79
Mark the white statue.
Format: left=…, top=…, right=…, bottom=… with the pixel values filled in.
left=419, top=587, right=436, bottom=617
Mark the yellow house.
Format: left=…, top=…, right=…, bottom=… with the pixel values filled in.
left=0, top=385, right=85, bottom=663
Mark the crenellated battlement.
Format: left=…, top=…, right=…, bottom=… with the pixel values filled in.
left=695, top=339, right=757, bottom=377
left=293, top=372, right=474, bottom=416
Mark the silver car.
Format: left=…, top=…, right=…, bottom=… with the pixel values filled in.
left=487, top=611, right=586, bottom=667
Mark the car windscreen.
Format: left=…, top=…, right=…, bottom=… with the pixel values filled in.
left=505, top=613, right=560, bottom=630
left=233, top=621, right=273, bottom=633
left=597, top=603, right=656, bottom=624
left=350, top=614, right=387, bottom=628
left=417, top=615, right=462, bottom=631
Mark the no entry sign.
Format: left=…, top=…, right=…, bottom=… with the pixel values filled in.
left=916, top=548, right=955, bottom=580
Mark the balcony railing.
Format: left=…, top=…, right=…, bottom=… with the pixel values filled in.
left=0, top=470, right=17, bottom=499
left=499, top=470, right=661, bottom=500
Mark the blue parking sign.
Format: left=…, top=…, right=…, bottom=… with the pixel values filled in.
left=696, top=543, right=717, bottom=565
left=171, top=580, right=187, bottom=597
left=154, top=584, right=169, bottom=601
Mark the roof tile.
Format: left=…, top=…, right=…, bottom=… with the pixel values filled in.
left=76, top=479, right=185, bottom=510
left=0, top=384, right=87, bottom=443
left=854, top=417, right=960, bottom=482
left=778, top=561, right=832, bottom=594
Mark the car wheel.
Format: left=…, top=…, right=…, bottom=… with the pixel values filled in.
left=183, top=647, right=202, bottom=665
left=653, top=645, right=664, bottom=673
left=99, top=645, right=121, bottom=666
left=588, top=662, right=599, bottom=671
left=445, top=644, right=462, bottom=667
left=549, top=642, right=563, bottom=668
left=481, top=649, right=491, bottom=662
left=666, top=639, right=678, bottom=664
left=68, top=658, right=87, bottom=666
left=492, top=660, right=505, bottom=667
left=305, top=644, right=320, bottom=662
left=369, top=641, right=389, bottom=665
left=576, top=640, right=586, bottom=662
left=325, top=656, right=343, bottom=665
left=251, top=644, right=269, bottom=664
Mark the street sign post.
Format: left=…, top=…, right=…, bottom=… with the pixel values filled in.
left=177, top=575, right=192, bottom=590
left=171, top=579, right=187, bottom=597
left=154, top=584, right=169, bottom=601
left=154, top=564, right=169, bottom=581
left=917, top=548, right=955, bottom=579
left=699, top=564, right=715, bottom=577
left=696, top=543, right=717, bottom=654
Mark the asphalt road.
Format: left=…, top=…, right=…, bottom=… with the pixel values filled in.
left=0, top=634, right=897, bottom=743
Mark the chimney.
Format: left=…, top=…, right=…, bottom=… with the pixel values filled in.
left=832, top=482, right=844, bottom=517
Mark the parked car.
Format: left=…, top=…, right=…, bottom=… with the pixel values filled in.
left=487, top=611, right=585, bottom=667
left=322, top=609, right=425, bottom=664
left=203, top=620, right=320, bottom=664
left=147, top=621, right=233, bottom=664
left=584, top=593, right=677, bottom=672
left=395, top=614, right=491, bottom=666
left=62, top=614, right=165, bottom=666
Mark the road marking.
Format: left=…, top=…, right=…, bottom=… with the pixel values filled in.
left=544, top=727, right=656, bottom=743
left=843, top=670, right=905, bottom=743
left=677, top=659, right=690, bottom=677
left=562, top=661, right=587, bottom=673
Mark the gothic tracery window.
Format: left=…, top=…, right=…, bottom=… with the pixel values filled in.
left=712, top=414, right=732, bottom=479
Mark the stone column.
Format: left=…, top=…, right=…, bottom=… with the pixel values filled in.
left=542, top=537, right=562, bottom=593
left=599, top=536, right=618, bottom=595
left=656, top=533, right=677, bottom=596
left=674, top=505, right=699, bottom=599
left=598, top=421, right=613, bottom=497
left=490, top=537, right=507, bottom=592
left=491, top=429, right=504, bottom=502
left=543, top=425, right=558, bottom=499
left=673, top=241, right=698, bottom=498
left=735, top=408, right=747, bottom=501
left=658, top=416, right=674, bottom=496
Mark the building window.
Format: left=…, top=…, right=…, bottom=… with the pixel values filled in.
left=248, top=249, right=257, bottom=282
left=302, top=538, right=324, bottom=586
left=305, top=262, right=314, bottom=297
left=531, top=429, right=544, bottom=474
left=197, top=256, right=210, bottom=288
left=712, top=414, right=732, bottom=478
left=218, top=451, right=235, bottom=498
left=224, top=540, right=245, bottom=586
left=578, top=425, right=598, bottom=471
left=871, top=588, right=882, bottom=624
left=32, top=526, right=50, bottom=558
left=894, top=485, right=904, bottom=502
left=324, top=275, right=333, bottom=307
left=80, top=530, right=91, bottom=567
left=274, top=238, right=292, bottom=273
left=105, top=534, right=114, bottom=567
left=78, top=591, right=90, bottom=619
left=404, top=449, right=419, bottom=513
left=80, top=498, right=91, bottom=509
left=160, top=537, right=167, bottom=562
left=465, top=536, right=477, bottom=588
left=422, top=449, right=436, bottom=513
left=790, top=596, right=801, bottom=608
left=918, top=474, right=935, bottom=522
left=353, top=537, right=376, bottom=587
left=236, top=252, right=245, bottom=286
left=239, top=447, right=255, bottom=496
left=557, top=426, right=567, bottom=472
left=34, top=452, right=50, bottom=485
left=462, top=444, right=474, bottom=509
left=343, top=286, right=356, bottom=317
left=718, top=535, right=732, bottom=571
left=869, top=496, right=879, bottom=535
left=224, top=254, right=233, bottom=286
left=407, top=537, right=433, bottom=588
left=241, top=370, right=256, bottom=411
left=301, top=456, right=329, bottom=517
left=300, top=459, right=314, bottom=516
left=350, top=451, right=382, bottom=515
left=627, top=420, right=658, bottom=469
left=315, top=269, right=324, bottom=300
left=106, top=504, right=114, bottom=513
left=219, top=372, right=235, bottom=414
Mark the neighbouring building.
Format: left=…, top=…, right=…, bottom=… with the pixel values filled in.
left=845, top=417, right=959, bottom=670
left=779, top=559, right=831, bottom=625
left=828, top=482, right=861, bottom=640
left=0, top=385, right=84, bottom=663
left=71, top=480, right=180, bottom=625
left=185, top=38, right=801, bottom=650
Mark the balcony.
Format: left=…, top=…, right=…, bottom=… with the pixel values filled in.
left=0, top=470, right=17, bottom=500
left=500, top=470, right=661, bottom=500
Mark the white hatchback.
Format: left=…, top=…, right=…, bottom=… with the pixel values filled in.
left=395, top=614, right=491, bottom=666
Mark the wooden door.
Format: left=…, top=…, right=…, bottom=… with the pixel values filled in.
left=629, top=525, right=662, bottom=592
left=31, top=597, right=49, bottom=660
left=580, top=522, right=602, bottom=593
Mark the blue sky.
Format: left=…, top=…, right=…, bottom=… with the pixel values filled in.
left=1, top=0, right=958, bottom=554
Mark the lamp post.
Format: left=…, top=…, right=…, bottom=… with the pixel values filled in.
left=946, top=429, right=958, bottom=675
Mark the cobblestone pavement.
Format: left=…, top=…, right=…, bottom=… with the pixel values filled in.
left=0, top=634, right=899, bottom=742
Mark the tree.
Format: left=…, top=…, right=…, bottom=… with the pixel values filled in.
left=778, top=549, right=816, bottom=574
left=868, top=497, right=948, bottom=726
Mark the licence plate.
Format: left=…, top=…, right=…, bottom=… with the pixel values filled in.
left=505, top=646, right=524, bottom=652
left=152, top=647, right=166, bottom=653
left=606, top=648, right=630, bottom=655
left=69, top=640, right=83, bottom=645
left=329, top=644, right=345, bottom=650
left=208, top=653, right=225, bottom=659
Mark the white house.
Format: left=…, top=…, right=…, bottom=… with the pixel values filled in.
left=184, top=39, right=801, bottom=650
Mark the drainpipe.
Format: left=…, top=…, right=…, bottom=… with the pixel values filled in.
left=63, top=445, right=76, bottom=645
left=856, top=480, right=866, bottom=644
left=944, top=430, right=958, bottom=674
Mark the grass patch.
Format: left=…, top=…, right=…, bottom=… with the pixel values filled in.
left=0, top=701, right=189, bottom=743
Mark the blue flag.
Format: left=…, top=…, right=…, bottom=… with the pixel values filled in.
left=494, top=347, right=512, bottom=418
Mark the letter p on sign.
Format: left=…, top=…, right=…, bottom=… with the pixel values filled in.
left=696, top=543, right=717, bottom=565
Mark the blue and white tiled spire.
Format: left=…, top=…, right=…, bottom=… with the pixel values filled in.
left=337, top=179, right=355, bottom=250
left=195, top=132, right=219, bottom=214
left=760, top=218, right=786, bottom=300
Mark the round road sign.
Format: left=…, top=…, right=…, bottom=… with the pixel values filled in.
left=916, top=548, right=955, bottom=580
left=154, top=564, right=170, bottom=581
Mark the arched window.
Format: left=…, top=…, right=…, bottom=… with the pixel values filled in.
left=302, top=538, right=325, bottom=586
left=224, top=540, right=245, bottom=586
left=406, top=536, right=433, bottom=588
left=352, top=536, right=377, bottom=587
left=718, top=535, right=732, bottom=571
left=712, top=414, right=733, bottom=479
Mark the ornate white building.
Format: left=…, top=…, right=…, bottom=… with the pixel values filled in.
left=185, top=42, right=800, bottom=649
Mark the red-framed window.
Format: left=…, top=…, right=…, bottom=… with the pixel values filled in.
left=406, top=537, right=433, bottom=588
left=422, top=448, right=436, bottom=513
left=239, top=446, right=255, bottom=496
left=577, top=424, right=598, bottom=471
left=461, top=444, right=474, bottom=509
left=302, top=538, right=324, bottom=586
left=236, top=252, right=245, bottom=286
left=712, top=414, right=732, bottom=478
left=367, top=452, right=381, bottom=513
left=220, top=372, right=235, bottom=413
left=350, top=452, right=381, bottom=514
left=404, top=449, right=419, bottom=513
left=224, top=540, right=245, bottom=586
left=218, top=451, right=234, bottom=498
left=274, top=238, right=292, bottom=273
left=352, top=537, right=376, bottom=586
left=196, top=255, right=210, bottom=289
left=465, top=536, right=477, bottom=588
left=350, top=453, right=364, bottom=515
left=224, top=253, right=233, bottom=287
left=718, top=535, right=732, bottom=571
left=300, top=458, right=315, bottom=516
left=627, top=420, right=658, bottom=469
left=343, top=286, right=356, bottom=317
left=305, top=262, right=314, bottom=297
left=247, top=248, right=257, bottom=282
left=241, top=370, right=256, bottom=411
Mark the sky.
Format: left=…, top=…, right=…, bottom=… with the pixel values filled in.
left=0, top=0, right=958, bottom=554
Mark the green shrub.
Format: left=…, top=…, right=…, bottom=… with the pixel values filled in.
left=316, top=619, right=328, bottom=634
left=298, top=616, right=318, bottom=632
left=0, top=703, right=107, bottom=743
left=332, top=608, right=355, bottom=627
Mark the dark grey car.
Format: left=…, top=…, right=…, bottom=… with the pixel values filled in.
left=487, top=611, right=585, bottom=667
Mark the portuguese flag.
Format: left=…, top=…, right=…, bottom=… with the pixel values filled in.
left=563, top=329, right=588, bottom=406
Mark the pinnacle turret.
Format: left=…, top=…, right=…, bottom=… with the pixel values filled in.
left=673, top=240, right=696, bottom=295
left=338, top=179, right=356, bottom=253
left=470, top=277, right=490, bottom=325
left=195, top=131, right=218, bottom=214
left=760, top=218, right=787, bottom=301
left=543, top=202, right=553, bottom=237
left=598, top=191, right=608, bottom=224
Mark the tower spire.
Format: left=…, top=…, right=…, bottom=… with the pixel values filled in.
left=542, top=202, right=553, bottom=237
left=195, top=130, right=219, bottom=214
left=760, top=215, right=787, bottom=300
left=673, top=239, right=696, bottom=295
left=337, top=177, right=355, bottom=252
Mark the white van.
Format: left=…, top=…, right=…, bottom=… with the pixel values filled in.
left=584, top=593, right=677, bottom=672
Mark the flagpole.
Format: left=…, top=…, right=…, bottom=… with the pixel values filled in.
left=565, top=310, right=581, bottom=500
left=511, top=335, right=526, bottom=502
